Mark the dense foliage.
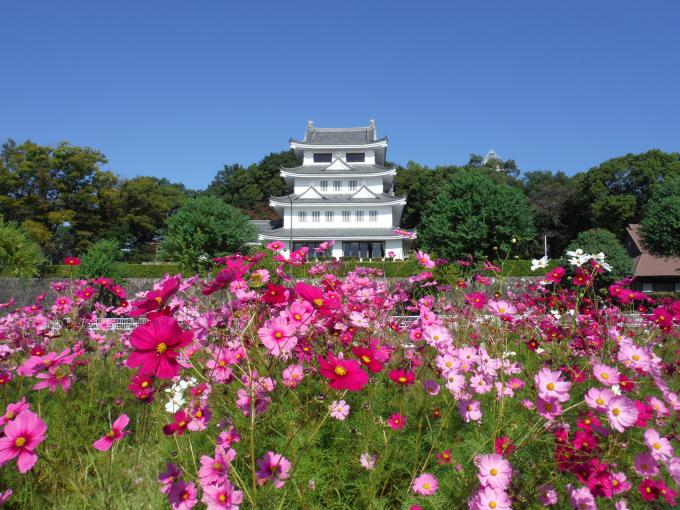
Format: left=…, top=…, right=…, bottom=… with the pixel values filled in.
left=0, top=245, right=677, bottom=509
left=418, top=172, right=536, bottom=260
left=0, top=217, right=46, bottom=277
left=640, top=174, right=680, bottom=257
left=159, top=196, right=256, bottom=273
left=78, top=239, right=123, bottom=281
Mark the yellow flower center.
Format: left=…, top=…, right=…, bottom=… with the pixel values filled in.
left=156, top=342, right=168, bottom=354
left=219, top=494, right=226, bottom=502
left=313, top=298, right=323, bottom=307
left=196, top=411, right=202, bottom=418
left=213, top=462, right=222, bottom=470
left=544, top=403, right=553, bottom=411
left=498, top=308, right=506, bottom=313
left=15, top=436, right=26, bottom=447
left=601, top=372, right=609, bottom=380
left=612, top=408, right=620, bottom=417
left=423, top=482, right=430, bottom=490
left=398, top=376, right=407, bottom=383
left=489, top=503, right=497, bottom=509
left=274, top=331, right=283, bottom=339
left=107, top=430, right=116, bottom=438
left=219, top=360, right=226, bottom=367
left=334, top=366, right=347, bottom=376
left=294, top=314, right=301, bottom=321
left=596, top=398, right=604, bottom=405
left=154, top=296, right=163, bottom=303
left=178, top=421, right=186, bottom=428
left=653, top=442, right=661, bottom=450
left=546, top=383, right=555, bottom=391
left=141, top=381, right=149, bottom=388
left=632, top=355, right=640, bottom=361
left=361, top=355, right=372, bottom=364
left=490, top=468, right=498, bottom=476
left=182, top=492, right=189, bottom=500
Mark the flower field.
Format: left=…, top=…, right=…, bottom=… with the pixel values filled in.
left=0, top=247, right=678, bottom=509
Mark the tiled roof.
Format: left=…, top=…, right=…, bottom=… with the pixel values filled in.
left=291, top=121, right=385, bottom=145
left=270, top=193, right=405, bottom=204
left=281, top=163, right=394, bottom=175
left=626, top=224, right=680, bottom=277
left=259, top=227, right=412, bottom=239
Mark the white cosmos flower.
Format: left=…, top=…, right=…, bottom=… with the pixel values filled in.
left=530, top=255, right=550, bottom=271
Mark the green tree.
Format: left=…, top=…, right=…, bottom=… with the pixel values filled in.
left=565, top=229, right=633, bottom=285
left=418, top=171, right=536, bottom=260
left=0, top=217, right=46, bottom=277
left=159, top=196, right=256, bottom=273
left=578, top=149, right=680, bottom=235
left=639, top=174, right=680, bottom=257
left=78, top=239, right=123, bottom=280
left=207, top=150, right=296, bottom=218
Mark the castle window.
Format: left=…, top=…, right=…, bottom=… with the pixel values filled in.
left=346, top=153, right=365, bottom=163
left=325, top=211, right=334, bottom=222
left=342, top=211, right=351, bottom=222
left=355, top=211, right=364, bottom=222
left=319, top=181, right=328, bottom=192
left=333, top=180, right=342, bottom=191
left=297, top=211, right=307, bottom=223
left=313, top=153, right=332, bottom=163
left=312, top=211, right=321, bottom=222
left=369, top=211, right=378, bottom=222
left=348, top=180, right=358, bottom=191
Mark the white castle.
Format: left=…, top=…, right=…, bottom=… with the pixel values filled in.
left=258, top=120, right=414, bottom=259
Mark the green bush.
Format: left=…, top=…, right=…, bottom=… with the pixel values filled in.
left=565, top=229, right=633, bottom=285
left=639, top=174, right=680, bottom=257
left=0, top=217, right=47, bottom=277
left=78, top=239, right=123, bottom=280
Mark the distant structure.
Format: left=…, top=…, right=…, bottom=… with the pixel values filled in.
left=257, top=120, right=415, bottom=259
left=625, top=224, right=680, bottom=293
left=482, top=149, right=502, bottom=172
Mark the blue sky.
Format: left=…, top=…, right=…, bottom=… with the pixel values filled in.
left=1, top=1, right=679, bottom=189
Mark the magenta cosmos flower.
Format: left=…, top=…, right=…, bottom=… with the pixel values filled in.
left=412, top=473, right=438, bottom=495
left=607, top=396, right=638, bottom=433
left=387, top=412, right=406, bottom=431
left=168, top=480, right=198, bottom=510
left=199, top=446, right=236, bottom=486
left=256, top=451, right=291, bottom=489
left=317, top=352, right=369, bottom=391
left=257, top=315, right=298, bottom=357
left=476, top=453, right=512, bottom=490
left=0, top=410, right=47, bottom=473
left=93, top=414, right=129, bottom=451
left=127, top=315, right=193, bottom=379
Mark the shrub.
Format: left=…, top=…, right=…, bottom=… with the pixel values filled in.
left=565, top=229, right=633, bottom=285
left=639, top=174, right=680, bottom=257
left=159, top=196, right=256, bottom=274
left=418, top=171, right=536, bottom=260
left=78, top=239, right=123, bottom=281
left=0, top=217, right=47, bottom=277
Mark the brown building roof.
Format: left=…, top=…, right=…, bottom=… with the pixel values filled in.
left=625, top=224, right=680, bottom=278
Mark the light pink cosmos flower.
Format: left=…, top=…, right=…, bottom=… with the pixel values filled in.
left=412, top=473, right=438, bottom=495
left=634, top=452, right=659, bottom=477
left=256, top=451, right=291, bottom=489
left=201, top=480, right=243, bottom=510
left=536, top=397, right=562, bottom=420
left=423, top=379, right=441, bottom=396
left=538, top=484, right=558, bottom=505
left=535, top=367, right=572, bottom=403
left=584, top=387, right=614, bottom=411
left=0, top=398, right=30, bottom=427
left=415, top=250, right=435, bottom=269
left=281, top=364, right=305, bottom=388
left=459, top=400, right=482, bottom=423
left=199, top=446, right=236, bottom=486
left=168, top=480, right=198, bottom=510
left=607, top=396, right=638, bottom=433
left=257, top=316, right=298, bottom=357
left=471, top=486, right=512, bottom=510
left=617, top=343, right=650, bottom=371
left=0, top=410, right=47, bottom=473
left=476, top=453, right=512, bottom=490
left=644, top=429, right=674, bottom=461
left=567, top=484, right=596, bottom=510
left=592, top=362, right=620, bottom=386
left=93, top=414, right=129, bottom=451
left=329, top=400, right=350, bottom=420
left=360, top=453, right=377, bottom=470
left=486, top=300, right=517, bottom=316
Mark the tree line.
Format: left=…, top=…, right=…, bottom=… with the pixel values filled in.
left=1, top=137, right=678, bottom=276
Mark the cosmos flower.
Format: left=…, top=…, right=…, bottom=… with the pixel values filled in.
left=93, top=414, right=129, bottom=451
left=329, top=400, right=350, bottom=420
left=317, top=352, right=368, bottom=392
left=412, top=473, right=438, bottom=495
left=256, top=451, right=291, bottom=489
left=476, top=453, right=512, bottom=490
left=0, top=410, right=47, bottom=473
left=127, top=316, right=193, bottom=379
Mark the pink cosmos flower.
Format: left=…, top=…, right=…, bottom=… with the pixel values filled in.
left=257, top=316, right=298, bottom=357
left=159, top=462, right=182, bottom=493
left=128, top=316, right=193, bottom=379
left=387, top=413, right=406, bottom=431
left=568, top=485, right=596, bottom=510
left=465, top=292, right=488, bottom=310
left=389, top=369, right=415, bottom=386
left=93, top=414, right=129, bottom=451
left=329, top=400, right=350, bottom=420
left=199, top=446, right=236, bottom=486
left=539, top=484, right=558, bottom=505
left=32, top=362, right=75, bottom=393
left=352, top=346, right=385, bottom=373
left=0, top=398, right=30, bottom=427
left=163, top=411, right=191, bottom=436
left=206, top=347, right=240, bottom=383
left=0, top=489, right=11, bottom=506
left=415, top=250, right=435, bottom=269
left=535, top=367, right=572, bottom=403
left=256, top=451, right=291, bottom=489
left=584, top=387, right=614, bottom=411
left=0, top=410, right=47, bottom=473
left=607, top=396, right=638, bottom=433
left=471, top=486, right=512, bottom=510
left=412, top=473, right=438, bottom=495
left=423, top=379, right=441, bottom=396
left=282, top=364, right=305, bottom=388
left=487, top=300, right=517, bottom=316
left=168, top=480, right=198, bottom=510
left=643, top=429, right=674, bottom=461
left=536, top=397, right=563, bottom=420
left=360, top=453, right=377, bottom=470
left=476, top=453, right=512, bottom=490
left=201, top=481, right=244, bottom=510
left=317, top=352, right=369, bottom=392
left=592, top=362, right=620, bottom=386
left=459, top=400, right=482, bottom=423
left=634, top=452, right=659, bottom=477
